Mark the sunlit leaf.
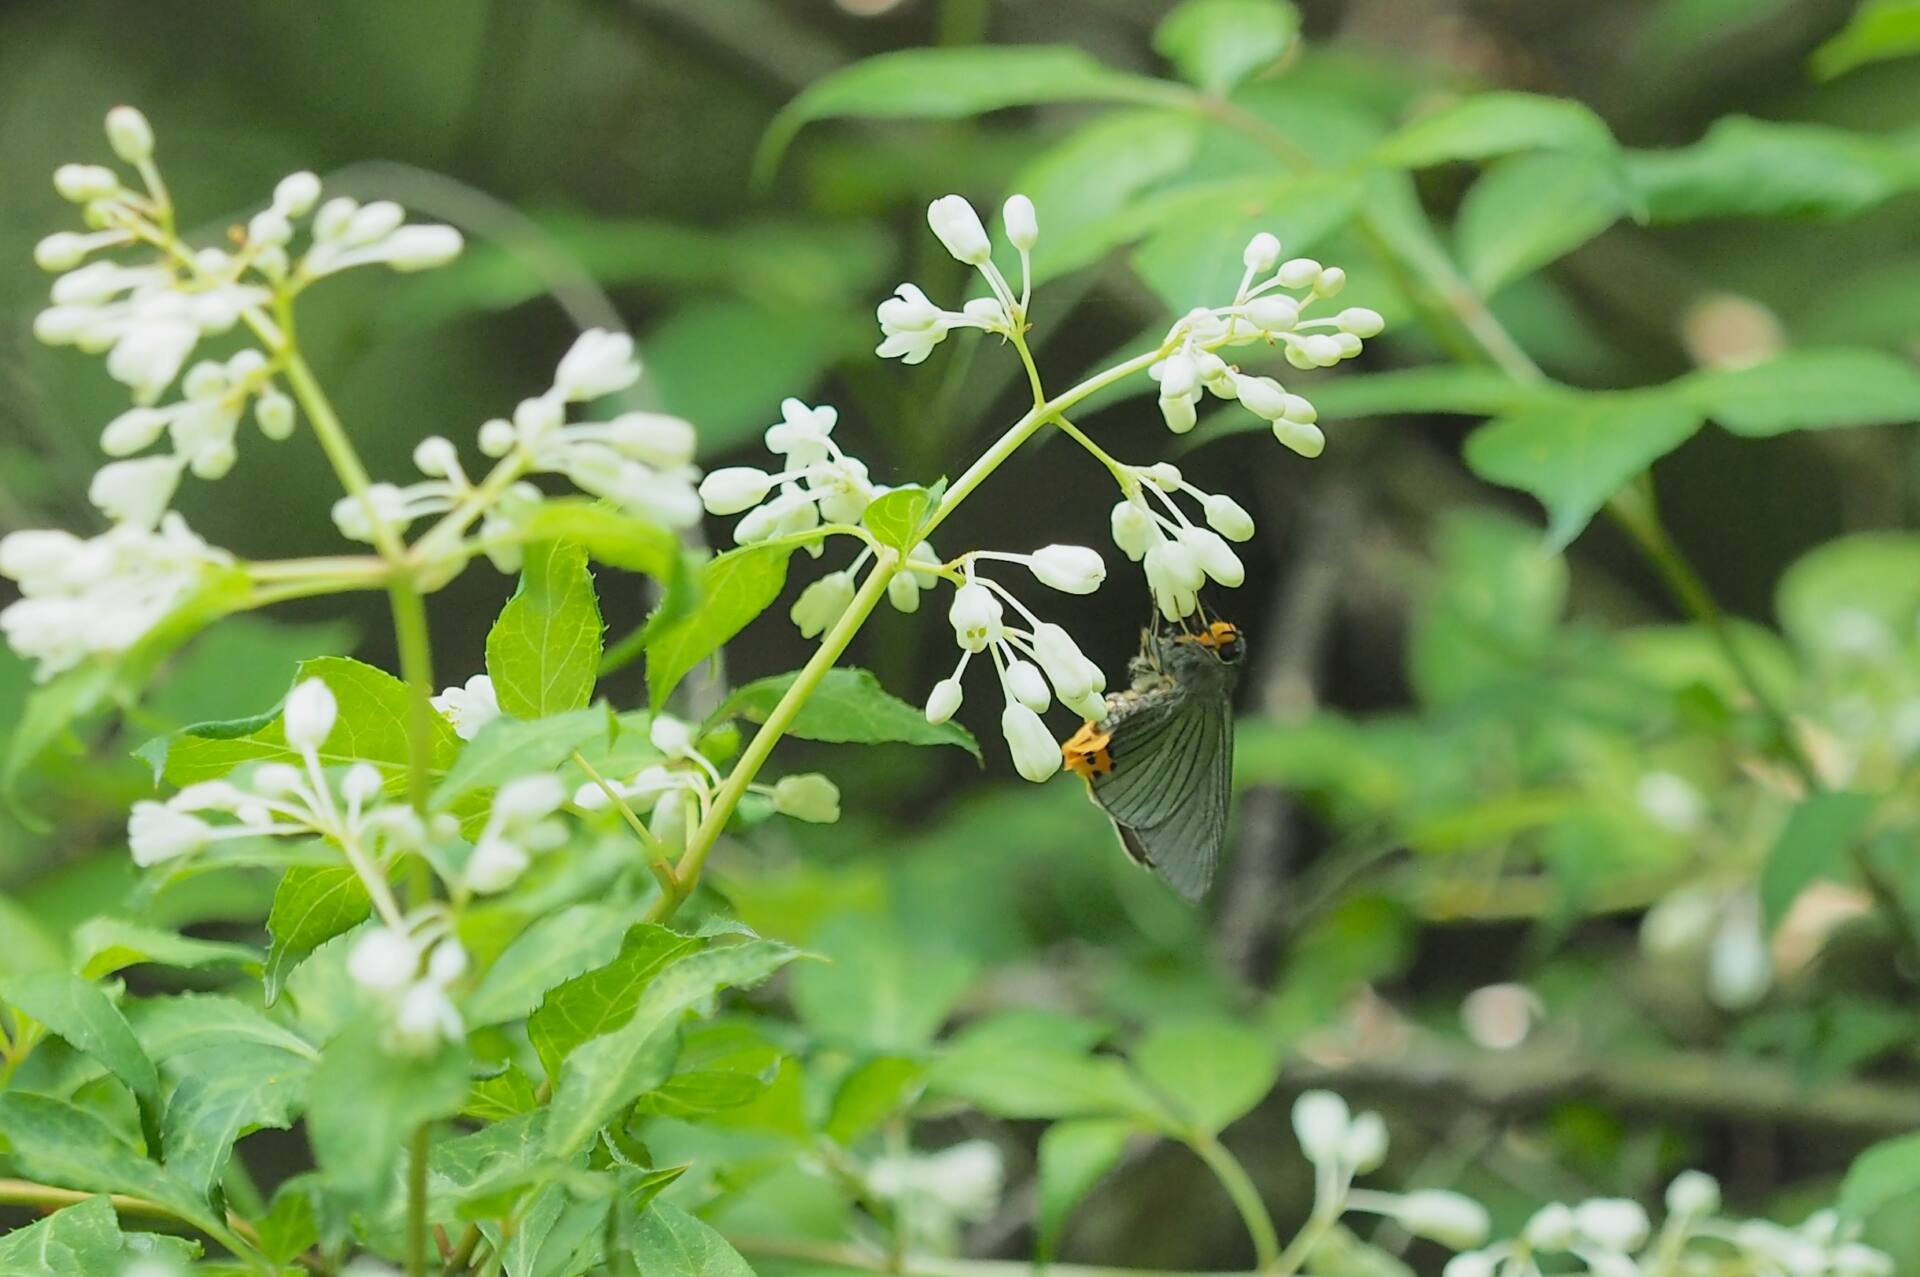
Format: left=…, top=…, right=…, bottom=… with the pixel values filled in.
left=1679, top=348, right=1920, bottom=436
left=487, top=541, right=604, bottom=720
left=431, top=709, right=608, bottom=811
left=1456, top=151, right=1628, bottom=294
left=71, top=917, right=260, bottom=981
left=263, top=866, right=371, bottom=1004
left=1761, top=793, right=1877, bottom=929
left=1627, top=117, right=1920, bottom=222
left=1130, top=1015, right=1281, bottom=1134
left=645, top=542, right=797, bottom=711
left=1372, top=92, right=1617, bottom=169
left=1154, top=0, right=1300, bottom=95
left=1812, top=0, right=1920, bottom=79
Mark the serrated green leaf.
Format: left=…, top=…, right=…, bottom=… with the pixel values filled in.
left=1457, top=151, right=1627, bottom=293
left=1153, top=0, right=1299, bottom=94
left=256, top=1176, right=319, bottom=1267
left=1812, top=0, right=1920, bottom=79
left=528, top=924, right=704, bottom=1078
left=0, top=1094, right=222, bottom=1236
left=0, top=1195, right=128, bottom=1276
left=644, top=542, right=796, bottom=711
left=1627, top=117, right=1920, bottom=222
left=3, top=971, right=160, bottom=1114
left=161, top=1042, right=310, bottom=1198
left=1130, top=1015, right=1280, bottom=1134
left=305, top=1019, right=470, bottom=1201
left=1463, top=392, right=1705, bottom=549
left=144, top=655, right=460, bottom=792
left=862, top=485, right=934, bottom=553
left=756, top=45, right=1177, bottom=184
left=1761, top=793, right=1878, bottom=930
left=466, top=1063, right=543, bottom=1122
left=487, top=542, right=604, bottom=720
left=264, top=866, right=370, bottom=1004
left=1679, top=348, right=1920, bottom=437
left=712, top=666, right=979, bottom=759
left=628, top=1202, right=755, bottom=1277
left=432, top=709, right=608, bottom=811
left=465, top=903, right=635, bottom=1028
left=1372, top=92, right=1617, bottom=169
left=128, top=994, right=320, bottom=1064
left=545, top=939, right=798, bottom=1156
left=1037, top=1119, right=1135, bottom=1259
left=71, top=917, right=261, bottom=981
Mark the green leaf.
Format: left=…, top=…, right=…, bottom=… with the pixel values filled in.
left=305, top=1020, right=470, bottom=1201
left=756, top=45, right=1176, bottom=184
left=644, top=542, right=796, bottom=711
left=1153, top=0, right=1300, bottom=94
left=1812, top=0, right=1920, bottom=79
left=145, top=655, right=460, bottom=792
left=162, top=1042, right=311, bottom=1198
left=129, top=994, right=319, bottom=1064
left=263, top=866, right=371, bottom=1004
left=1190, top=367, right=1563, bottom=444
left=1456, top=151, right=1628, bottom=294
left=1372, top=92, right=1617, bottom=169
left=256, top=1177, right=319, bottom=1267
left=465, top=903, right=635, bottom=1028
left=545, top=938, right=798, bottom=1157
left=1679, top=349, right=1920, bottom=437
left=432, top=709, right=608, bottom=811
left=712, top=667, right=979, bottom=759
left=0, top=1196, right=129, bottom=1276
left=501, top=500, right=681, bottom=580
left=487, top=542, right=604, bottom=720
left=790, top=918, right=976, bottom=1052
left=1776, top=533, right=1920, bottom=663
left=628, top=1202, right=755, bottom=1277
left=1013, top=111, right=1202, bottom=285
left=1463, top=391, right=1705, bottom=549
left=528, top=924, right=704, bottom=1078
left=824, top=1056, right=926, bottom=1145
left=1130, top=172, right=1362, bottom=314
left=1409, top=511, right=1568, bottom=708
left=1130, top=1016, right=1281, bottom=1134
left=928, top=1013, right=1163, bottom=1123
left=3, top=971, right=160, bottom=1114
left=71, top=917, right=260, bottom=981
left=1761, top=793, right=1878, bottom=929
left=1626, top=117, right=1920, bottom=222
left=0, top=1093, right=222, bottom=1236
left=862, top=485, right=935, bottom=553
left=1841, top=1131, right=1920, bottom=1222
left=1037, top=1119, right=1135, bottom=1259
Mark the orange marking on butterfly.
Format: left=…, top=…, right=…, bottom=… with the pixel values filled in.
left=1179, top=620, right=1241, bottom=651
left=1062, top=720, right=1114, bottom=780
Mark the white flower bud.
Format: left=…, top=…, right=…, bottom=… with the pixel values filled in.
left=699, top=466, right=775, bottom=515
left=1032, top=622, right=1097, bottom=702
left=274, top=171, right=322, bottom=216
left=1110, top=501, right=1153, bottom=561
left=348, top=928, right=419, bottom=992
left=1442, top=1253, right=1499, bottom=1277
left=1314, top=266, right=1347, bottom=297
left=380, top=225, right=464, bottom=272
left=283, top=677, right=338, bottom=752
left=925, top=678, right=964, bottom=725
left=1157, top=353, right=1199, bottom=400
left=1342, top=1110, right=1389, bottom=1172
left=553, top=329, right=640, bottom=402
left=1333, top=332, right=1363, bottom=359
left=89, top=456, right=182, bottom=529
left=1233, top=375, right=1290, bottom=421
left=928, top=194, right=992, bottom=266
left=342, top=763, right=383, bottom=806
left=1582, top=1252, right=1639, bottom=1277
left=127, top=802, right=212, bottom=867
left=1145, top=537, right=1203, bottom=621
left=962, top=295, right=1009, bottom=330
left=607, top=412, right=697, bottom=468
left=1707, top=893, right=1772, bottom=1010
left=1201, top=493, right=1255, bottom=542
left=1524, top=1203, right=1576, bottom=1251
left=411, top=437, right=458, bottom=479
left=1835, top=1244, right=1896, bottom=1277
left=772, top=773, right=840, bottom=823
left=1665, top=1170, right=1720, bottom=1218
left=1291, top=1091, right=1351, bottom=1166
left=1276, top=258, right=1320, bottom=289
left=1247, top=294, right=1301, bottom=332
left=1336, top=307, right=1384, bottom=338
left=648, top=788, right=691, bottom=852
left=1143, top=462, right=1183, bottom=490
left=791, top=570, right=857, bottom=639
left=1000, top=702, right=1061, bottom=783
left=1026, top=544, right=1106, bottom=595
left=427, top=939, right=468, bottom=985
left=1393, top=1191, right=1491, bottom=1250
left=1179, top=526, right=1244, bottom=588
left=1279, top=394, right=1317, bottom=424
left=1303, top=334, right=1343, bottom=366
left=104, top=106, right=155, bottom=164
left=99, top=407, right=169, bottom=457
left=391, top=982, right=461, bottom=1054
left=1159, top=393, right=1198, bottom=434
left=1273, top=418, right=1326, bottom=459
left=1572, top=1199, right=1650, bottom=1252
left=495, top=774, right=564, bottom=822
left=33, top=233, right=91, bottom=273
left=247, top=210, right=293, bottom=248
left=1004, top=659, right=1052, bottom=713
left=477, top=418, right=517, bottom=457
left=54, top=163, right=119, bottom=203
left=312, top=198, right=358, bottom=242
left=949, top=582, right=1004, bottom=652
left=649, top=715, right=695, bottom=758
left=1242, top=232, right=1281, bottom=274
left=1003, top=194, right=1038, bottom=252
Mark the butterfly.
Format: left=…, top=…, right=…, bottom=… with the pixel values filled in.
left=1062, top=614, right=1244, bottom=902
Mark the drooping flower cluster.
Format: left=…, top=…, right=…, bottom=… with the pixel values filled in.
left=32, top=107, right=463, bottom=527
left=1109, top=462, right=1254, bottom=622
left=0, top=516, right=235, bottom=682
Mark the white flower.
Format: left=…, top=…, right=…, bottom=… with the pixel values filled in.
left=870, top=1139, right=1004, bottom=1223
left=1707, top=890, right=1772, bottom=1010
left=925, top=678, right=964, bottom=725
left=431, top=674, right=500, bottom=741
left=1144, top=536, right=1203, bottom=622
left=1665, top=1170, right=1720, bottom=1218
left=1524, top=1203, right=1576, bottom=1251
left=650, top=714, right=696, bottom=758
left=1024, top=544, right=1105, bottom=595
left=949, top=583, right=1004, bottom=652
left=1441, top=1252, right=1499, bottom=1277
left=1003, top=659, right=1051, bottom=713
left=127, top=802, right=213, bottom=867
left=1203, top=494, right=1255, bottom=542
left=1290, top=1091, right=1351, bottom=1166
left=876, top=284, right=958, bottom=364
left=551, top=329, right=641, bottom=402
left=1243, top=232, right=1281, bottom=274
left=1111, top=501, right=1153, bottom=561
left=1273, top=417, right=1326, bottom=458
left=465, top=775, right=568, bottom=894
left=1031, top=623, right=1104, bottom=712
left=1000, top=703, right=1059, bottom=783
left=792, top=571, right=857, bottom=639
left=1337, top=306, right=1385, bottom=337
left=766, top=398, right=839, bottom=467
left=1003, top=194, right=1038, bottom=252
left=888, top=541, right=940, bottom=613
left=1393, top=1191, right=1491, bottom=1250
left=89, top=456, right=185, bottom=529
left=104, top=106, right=155, bottom=165
left=1636, top=771, right=1704, bottom=833
left=927, top=195, right=992, bottom=266
left=772, top=774, right=840, bottom=823
left=1178, top=526, right=1244, bottom=588
left=348, top=927, right=420, bottom=993
left=283, top=678, right=338, bottom=753
left=1277, top=257, right=1320, bottom=289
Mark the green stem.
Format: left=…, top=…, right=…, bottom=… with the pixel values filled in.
left=0, top=1178, right=272, bottom=1272
left=281, top=349, right=406, bottom=564
left=570, top=748, right=676, bottom=885
left=1189, top=1131, right=1281, bottom=1271
left=407, top=1124, right=432, bottom=1277
left=1266, top=1205, right=1340, bottom=1277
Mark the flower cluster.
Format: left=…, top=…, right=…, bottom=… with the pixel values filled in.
left=698, top=398, right=877, bottom=548
left=33, top=107, right=462, bottom=526
left=1110, top=462, right=1254, bottom=622
left=346, top=923, right=469, bottom=1056
left=1291, top=1091, right=1491, bottom=1251
left=0, top=515, right=234, bottom=681
left=873, top=193, right=1037, bottom=364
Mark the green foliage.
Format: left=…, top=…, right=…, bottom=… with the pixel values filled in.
left=1812, top=0, right=1920, bottom=78
left=263, top=866, right=370, bottom=1003
left=1153, top=0, right=1300, bottom=95
left=712, top=667, right=979, bottom=758
left=487, top=542, right=604, bottom=719
left=645, top=543, right=795, bottom=710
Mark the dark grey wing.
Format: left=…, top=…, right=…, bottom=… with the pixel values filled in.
left=1091, top=690, right=1232, bottom=903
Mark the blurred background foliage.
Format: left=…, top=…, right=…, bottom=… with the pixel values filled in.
left=4, top=0, right=1920, bottom=1272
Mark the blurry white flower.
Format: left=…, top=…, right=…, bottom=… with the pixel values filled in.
left=1291, top=1090, right=1352, bottom=1167
left=431, top=674, right=501, bottom=741
left=771, top=773, right=840, bottom=823
left=1707, top=890, right=1772, bottom=1010
left=791, top=570, right=857, bottom=639
left=282, top=677, right=339, bottom=752
left=551, top=329, right=640, bottom=402
left=1637, top=771, right=1705, bottom=834
left=870, top=1138, right=1003, bottom=1222
left=1573, top=1198, right=1650, bottom=1252
left=1665, top=1170, right=1720, bottom=1218
left=463, top=774, right=568, bottom=894
left=1392, top=1191, right=1491, bottom=1249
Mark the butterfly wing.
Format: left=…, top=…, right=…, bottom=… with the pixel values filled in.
left=1089, top=685, right=1233, bottom=903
